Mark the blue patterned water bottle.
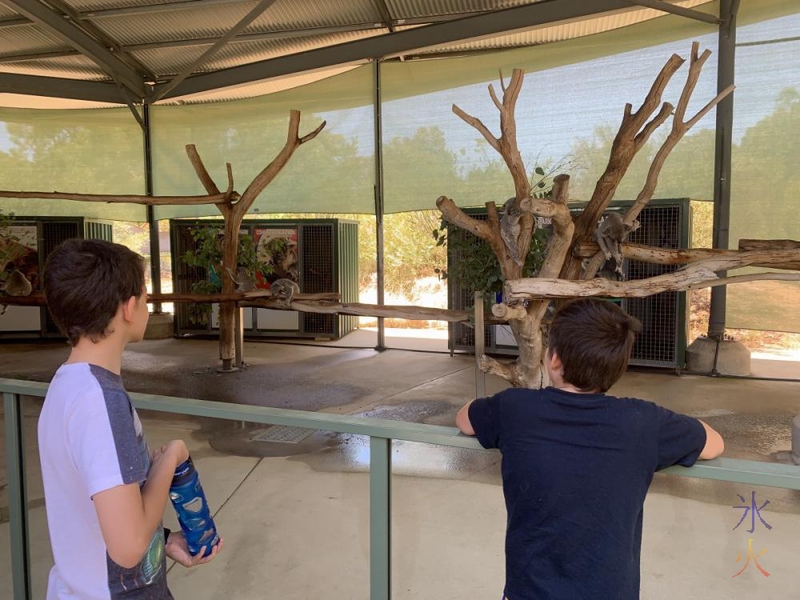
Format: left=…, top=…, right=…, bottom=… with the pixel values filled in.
left=169, top=457, right=220, bottom=556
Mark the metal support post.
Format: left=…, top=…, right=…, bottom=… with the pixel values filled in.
left=143, top=103, right=163, bottom=314
left=4, top=392, right=31, bottom=600
left=369, top=436, right=391, bottom=600
left=474, top=291, right=486, bottom=398
left=708, top=0, right=740, bottom=339
left=234, top=306, right=244, bottom=368
left=373, top=59, right=386, bottom=351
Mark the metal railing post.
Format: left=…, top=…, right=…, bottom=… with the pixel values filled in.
left=474, top=291, right=486, bottom=398
left=4, top=392, right=32, bottom=600
left=369, top=436, right=391, bottom=599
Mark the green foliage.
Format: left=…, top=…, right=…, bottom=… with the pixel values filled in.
left=432, top=166, right=553, bottom=303
left=181, top=225, right=273, bottom=325
left=383, top=210, right=447, bottom=297
left=434, top=220, right=549, bottom=302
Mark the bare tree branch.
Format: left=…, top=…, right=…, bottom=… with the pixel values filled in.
left=623, top=48, right=734, bottom=227
left=0, top=189, right=230, bottom=205
left=488, top=84, right=504, bottom=112
left=452, top=104, right=501, bottom=153
left=507, top=270, right=800, bottom=300
left=508, top=249, right=800, bottom=300
left=525, top=174, right=574, bottom=279
left=479, top=354, right=520, bottom=384
left=437, top=195, right=508, bottom=267
left=562, top=53, right=686, bottom=281
left=185, top=144, right=222, bottom=195
left=239, top=111, right=326, bottom=211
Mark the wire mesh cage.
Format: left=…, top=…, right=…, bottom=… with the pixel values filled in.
left=170, top=218, right=358, bottom=340
left=0, top=217, right=112, bottom=339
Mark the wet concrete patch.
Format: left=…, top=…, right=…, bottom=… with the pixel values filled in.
left=294, top=433, right=501, bottom=484
left=350, top=400, right=455, bottom=425
left=702, top=412, right=794, bottom=459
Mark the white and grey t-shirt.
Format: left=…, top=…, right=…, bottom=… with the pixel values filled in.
left=38, top=363, right=171, bottom=600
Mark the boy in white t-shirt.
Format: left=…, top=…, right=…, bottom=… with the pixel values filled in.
left=39, top=239, right=222, bottom=599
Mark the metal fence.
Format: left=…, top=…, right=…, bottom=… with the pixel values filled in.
left=3, top=377, right=800, bottom=600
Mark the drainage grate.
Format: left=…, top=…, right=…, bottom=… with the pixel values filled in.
left=250, top=425, right=314, bottom=444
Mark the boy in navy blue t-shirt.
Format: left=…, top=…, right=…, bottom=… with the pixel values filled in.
left=456, top=298, right=724, bottom=600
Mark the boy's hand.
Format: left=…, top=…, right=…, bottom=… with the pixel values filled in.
left=152, top=440, right=190, bottom=467
left=165, top=531, right=224, bottom=567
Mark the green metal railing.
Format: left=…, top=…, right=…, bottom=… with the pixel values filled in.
left=4, top=376, right=800, bottom=600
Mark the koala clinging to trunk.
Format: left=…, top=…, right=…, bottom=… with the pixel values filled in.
left=500, top=197, right=524, bottom=267
left=594, top=213, right=640, bottom=278
left=226, top=266, right=256, bottom=293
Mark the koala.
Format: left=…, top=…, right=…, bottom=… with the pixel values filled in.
left=270, top=278, right=300, bottom=309
left=226, top=266, right=256, bottom=293
left=1, top=269, right=32, bottom=315
left=500, top=197, right=524, bottom=267
left=594, top=213, right=640, bottom=277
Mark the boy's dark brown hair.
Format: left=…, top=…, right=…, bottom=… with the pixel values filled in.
left=43, top=239, right=145, bottom=346
left=547, top=298, right=642, bottom=393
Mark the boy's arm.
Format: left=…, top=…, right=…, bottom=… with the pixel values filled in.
left=455, top=394, right=502, bottom=449
left=698, top=419, right=725, bottom=459
left=456, top=400, right=476, bottom=435
left=93, top=439, right=189, bottom=569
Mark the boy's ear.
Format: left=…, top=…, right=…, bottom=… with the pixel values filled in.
left=121, top=295, right=137, bottom=323
left=547, top=349, right=563, bottom=373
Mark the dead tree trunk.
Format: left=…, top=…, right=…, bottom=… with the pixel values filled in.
left=437, top=45, right=735, bottom=389
left=186, top=111, right=325, bottom=370
left=439, top=69, right=564, bottom=387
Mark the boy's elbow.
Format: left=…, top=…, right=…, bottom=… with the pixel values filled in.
left=108, top=536, right=150, bottom=569
left=698, top=421, right=724, bottom=460
left=455, top=403, right=475, bottom=436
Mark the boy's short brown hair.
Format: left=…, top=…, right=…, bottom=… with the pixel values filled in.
left=43, top=239, right=145, bottom=346
left=548, top=298, right=642, bottom=393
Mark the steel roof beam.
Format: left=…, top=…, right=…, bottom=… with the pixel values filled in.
left=0, top=49, right=76, bottom=62
left=0, top=12, right=494, bottom=61
left=373, top=0, right=395, bottom=33
left=156, top=0, right=639, bottom=99
left=153, top=0, right=278, bottom=100
left=0, top=71, right=124, bottom=102
left=0, top=23, right=387, bottom=63
left=1, top=0, right=147, bottom=96
left=42, top=0, right=157, bottom=81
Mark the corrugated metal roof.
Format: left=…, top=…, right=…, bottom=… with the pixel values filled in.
left=0, top=54, right=108, bottom=80
left=0, top=24, right=66, bottom=55
left=407, top=0, right=714, bottom=55
left=93, top=2, right=260, bottom=45
left=165, top=63, right=362, bottom=104
left=65, top=0, right=181, bottom=10
left=0, top=0, right=721, bottom=107
left=249, top=0, right=383, bottom=29
left=0, top=5, right=20, bottom=19
left=387, top=0, right=533, bottom=20
left=131, top=28, right=387, bottom=75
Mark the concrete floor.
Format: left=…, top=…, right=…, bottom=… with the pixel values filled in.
left=1, top=329, right=800, bottom=599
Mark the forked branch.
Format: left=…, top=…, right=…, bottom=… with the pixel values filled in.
left=437, top=195, right=508, bottom=268
left=239, top=111, right=326, bottom=214
left=566, top=53, right=686, bottom=270
left=623, top=43, right=735, bottom=226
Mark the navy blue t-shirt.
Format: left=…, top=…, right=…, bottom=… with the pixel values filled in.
left=468, top=386, right=707, bottom=600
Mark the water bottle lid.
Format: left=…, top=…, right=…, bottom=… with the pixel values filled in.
left=171, top=457, right=195, bottom=487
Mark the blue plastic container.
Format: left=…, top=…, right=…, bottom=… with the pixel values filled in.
left=169, top=457, right=220, bottom=556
